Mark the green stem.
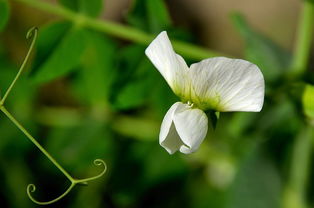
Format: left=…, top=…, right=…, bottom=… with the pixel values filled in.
left=0, top=26, right=108, bottom=205
left=27, top=183, right=76, bottom=205
left=291, top=0, right=314, bottom=76
left=0, top=106, right=74, bottom=181
left=0, top=106, right=107, bottom=205
left=283, top=126, right=313, bottom=208
left=291, top=127, right=313, bottom=201
left=14, top=0, right=223, bottom=60
left=25, top=158, right=106, bottom=205
left=283, top=1, right=314, bottom=208
left=0, top=27, right=37, bottom=105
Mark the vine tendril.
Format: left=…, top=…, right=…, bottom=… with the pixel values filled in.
left=0, top=27, right=37, bottom=106
left=0, top=27, right=107, bottom=205
left=27, top=183, right=76, bottom=205
left=26, top=159, right=106, bottom=205
left=75, top=159, right=107, bottom=184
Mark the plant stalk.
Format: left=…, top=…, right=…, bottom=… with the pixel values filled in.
left=291, top=0, right=314, bottom=76
left=14, top=0, right=223, bottom=60
left=0, top=106, right=74, bottom=181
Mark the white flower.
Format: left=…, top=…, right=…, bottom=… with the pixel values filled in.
left=145, top=31, right=265, bottom=154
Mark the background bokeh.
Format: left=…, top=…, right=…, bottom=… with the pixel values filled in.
left=0, top=0, right=313, bottom=207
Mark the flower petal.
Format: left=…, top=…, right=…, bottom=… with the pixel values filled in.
left=145, top=31, right=189, bottom=97
left=189, top=57, right=265, bottom=112
left=173, top=103, right=208, bottom=154
left=159, top=102, right=186, bottom=154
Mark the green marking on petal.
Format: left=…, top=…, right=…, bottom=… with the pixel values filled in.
left=174, top=77, right=226, bottom=112
left=190, top=92, right=224, bottom=112
left=177, top=91, right=225, bottom=112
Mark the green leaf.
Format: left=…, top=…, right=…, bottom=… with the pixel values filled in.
left=73, top=31, right=116, bottom=104
left=58, top=0, right=78, bottom=11
left=110, top=44, right=157, bottom=109
left=146, top=0, right=171, bottom=32
left=302, top=84, right=314, bottom=121
left=127, top=0, right=148, bottom=30
left=78, top=0, right=103, bottom=18
left=33, top=28, right=87, bottom=84
left=32, top=21, right=71, bottom=72
left=114, top=80, right=149, bottom=109
left=58, top=0, right=103, bottom=17
left=231, top=13, right=291, bottom=82
left=113, top=61, right=157, bottom=109
left=114, top=76, right=153, bottom=110
left=150, top=79, right=177, bottom=117
left=127, top=0, right=171, bottom=32
left=0, top=0, right=9, bottom=31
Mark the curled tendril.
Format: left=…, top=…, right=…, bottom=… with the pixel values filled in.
left=27, top=183, right=76, bottom=206
left=26, top=26, right=38, bottom=39
left=26, top=159, right=107, bottom=205
left=76, top=159, right=108, bottom=184
left=0, top=27, right=108, bottom=206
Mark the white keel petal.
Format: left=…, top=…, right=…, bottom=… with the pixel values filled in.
left=159, top=102, right=185, bottom=154
left=173, top=104, right=208, bottom=154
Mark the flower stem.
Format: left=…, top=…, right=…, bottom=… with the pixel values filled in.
left=283, top=126, right=313, bottom=208
left=13, top=0, right=223, bottom=60
left=290, top=0, right=314, bottom=77
left=283, top=1, right=314, bottom=208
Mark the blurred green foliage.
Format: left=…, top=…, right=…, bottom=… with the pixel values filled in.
left=0, top=0, right=314, bottom=208
left=231, top=13, right=291, bottom=83
left=303, top=84, right=314, bottom=123
left=59, top=0, right=104, bottom=17
left=0, top=0, right=9, bottom=31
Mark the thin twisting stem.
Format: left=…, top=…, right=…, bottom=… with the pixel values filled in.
left=0, top=106, right=74, bottom=181
left=0, top=27, right=108, bottom=205
left=0, top=27, right=37, bottom=105
left=25, top=159, right=107, bottom=205
left=27, top=183, right=76, bottom=205
left=0, top=27, right=73, bottom=181
left=75, top=159, right=107, bottom=184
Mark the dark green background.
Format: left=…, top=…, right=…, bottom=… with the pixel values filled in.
left=0, top=0, right=313, bottom=207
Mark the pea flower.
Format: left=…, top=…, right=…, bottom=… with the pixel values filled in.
left=145, top=31, right=264, bottom=154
